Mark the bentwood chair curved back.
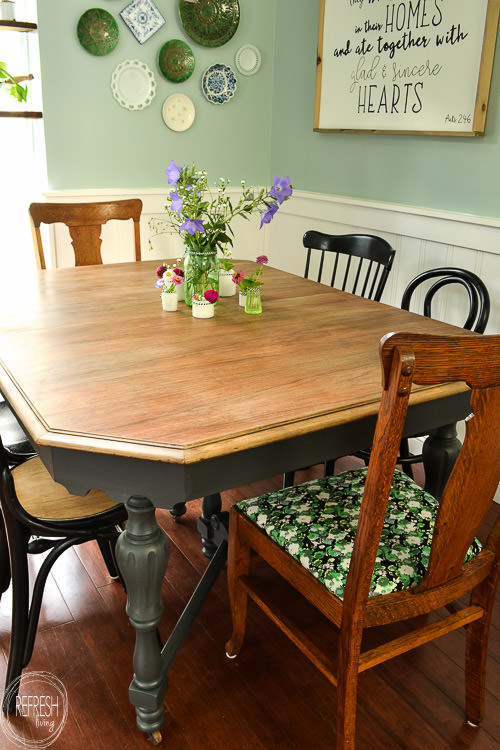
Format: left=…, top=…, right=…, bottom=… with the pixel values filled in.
left=29, top=199, right=143, bottom=269
left=0, top=436, right=127, bottom=713
left=303, top=231, right=395, bottom=301
left=401, top=266, right=490, bottom=334
left=396, top=267, right=490, bottom=477
left=226, top=331, right=500, bottom=750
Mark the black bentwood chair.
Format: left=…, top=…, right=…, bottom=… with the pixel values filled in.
left=396, top=267, right=490, bottom=478
left=283, top=231, right=396, bottom=487
left=0, top=436, right=127, bottom=713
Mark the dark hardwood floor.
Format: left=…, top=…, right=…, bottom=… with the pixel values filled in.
left=0, top=459, right=498, bottom=750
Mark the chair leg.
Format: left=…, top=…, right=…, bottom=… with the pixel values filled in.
left=0, top=515, right=11, bottom=598
left=97, top=536, right=121, bottom=579
left=335, top=628, right=363, bottom=750
left=3, top=523, right=30, bottom=714
left=324, top=459, right=336, bottom=476
left=465, top=571, right=500, bottom=725
left=282, top=471, right=295, bottom=488
left=398, top=438, right=414, bottom=479
left=225, top=512, right=252, bottom=658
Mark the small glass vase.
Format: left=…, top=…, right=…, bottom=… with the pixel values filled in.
left=183, top=247, right=219, bottom=307
left=244, top=287, right=262, bottom=315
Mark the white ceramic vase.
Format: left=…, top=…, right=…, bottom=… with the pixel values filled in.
left=192, top=299, right=215, bottom=318
left=239, top=291, right=247, bottom=307
left=161, top=291, right=178, bottom=312
left=219, top=270, right=236, bottom=296
left=175, top=282, right=184, bottom=301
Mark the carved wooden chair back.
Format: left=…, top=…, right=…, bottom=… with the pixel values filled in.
left=401, top=266, right=490, bottom=333
left=226, top=331, right=500, bottom=749
left=29, top=199, right=143, bottom=269
left=303, top=230, right=395, bottom=301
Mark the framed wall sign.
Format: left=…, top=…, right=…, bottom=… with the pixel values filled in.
left=314, top=0, right=500, bottom=135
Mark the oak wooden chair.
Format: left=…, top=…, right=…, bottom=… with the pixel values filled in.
left=226, top=331, right=500, bottom=750
left=28, top=199, right=143, bottom=269
left=303, top=231, right=395, bottom=301
left=0, top=435, right=127, bottom=713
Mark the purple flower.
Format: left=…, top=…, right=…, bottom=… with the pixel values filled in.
left=269, top=176, right=292, bottom=205
left=180, top=219, right=204, bottom=235
left=204, top=290, right=218, bottom=304
left=256, top=255, right=269, bottom=265
left=170, top=190, right=183, bottom=216
left=154, top=280, right=163, bottom=289
left=259, top=202, right=279, bottom=229
left=173, top=267, right=184, bottom=277
left=166, top=160, right=182, bottom=185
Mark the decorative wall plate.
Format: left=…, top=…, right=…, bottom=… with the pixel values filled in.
left=201, top=63, right=237, bottom=104
left=162, top=94, right=195, bottom=131
left=178, top=0, right=239, bottom=48
left=111, top=59, right=156, bottom=110
left=120, top=0, right=165, bottom=44
left=235, top=44, right=261, bottom=76
left=158, top=39, right=195, bottom=83
left=77, top=8, right=119, bottom=56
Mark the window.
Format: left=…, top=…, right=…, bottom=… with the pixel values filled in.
left=0, top=0, right=46, bottom=277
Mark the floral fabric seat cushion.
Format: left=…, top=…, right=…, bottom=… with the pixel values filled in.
left=237, top=468, right=481, bottom=599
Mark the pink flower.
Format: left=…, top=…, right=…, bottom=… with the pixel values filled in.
left=232, top=269, right=245, bottom=284
left=256, top=255, right=269, bottom=265
left=173, top=267, right=184, bottom=277
left=173, top=275, right=183, bottom=285
left=156, top=264, right=167, bottom=278
left=204, top=289, right=218, bottom=304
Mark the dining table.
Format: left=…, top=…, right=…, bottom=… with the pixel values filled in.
left=0, top=259, right=472, bottom=742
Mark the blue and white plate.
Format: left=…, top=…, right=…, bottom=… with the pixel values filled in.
left=120, top=0, right=165, bottom=44
left=201, top=63, right=237, bottom=105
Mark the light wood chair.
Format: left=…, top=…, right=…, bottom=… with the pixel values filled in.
left=28, top=199, right=143, bottom=269
left=226, top=331, right=500, bottom=749
left=0, top=436, right=127, bottom=713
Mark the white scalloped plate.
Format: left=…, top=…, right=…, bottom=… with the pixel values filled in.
left=235, top=44, right=261, bottom=76
left=111, top=60, right=157, bottom=111
left=162, top=94, right=195, bottom=132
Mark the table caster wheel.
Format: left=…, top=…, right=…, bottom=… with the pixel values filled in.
left=147, top=730, right=163, bottom=745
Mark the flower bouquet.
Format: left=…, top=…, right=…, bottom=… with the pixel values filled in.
left=192, top=289, right=219, bottom=319
left=233, top=256, right=269, bottom=314
left=149, top=162, right=292, bottom=306
left=154, top=263, right=184, bottom=311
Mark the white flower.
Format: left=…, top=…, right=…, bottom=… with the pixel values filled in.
left=257, top=514, right=268, bottom=526
left=407, top=535, right=422, bottom=545
left=300, top=555, right=310, bottom=569
left=400, top=565, right=414, bottom=576
left=297, top=514, right=312, bottom=523
left=288, top=543, right=300, bottom=555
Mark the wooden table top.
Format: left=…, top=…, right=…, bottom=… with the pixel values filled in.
left=0, top=261, right=469, bottom=465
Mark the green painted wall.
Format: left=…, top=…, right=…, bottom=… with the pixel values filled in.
left=270, top=1, right=500, bottom=219
left=39, top=1, right=500, bottom=219
left=38, top=0, right=275, bottom=189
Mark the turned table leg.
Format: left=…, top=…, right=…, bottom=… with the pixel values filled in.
left=116, top=496, right=170, bottom=742
left=422, top=422, right=461, bottom=499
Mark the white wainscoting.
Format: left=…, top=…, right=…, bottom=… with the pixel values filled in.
left=45, top=186, right=500, bottom=333
left=43, top=187, right=500, bottom=501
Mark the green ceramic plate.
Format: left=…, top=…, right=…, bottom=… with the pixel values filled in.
left=158, top=39, right=195, bottom=83
left=77, top=8, right=119, bottom=56
left=178, top=0, right=239, bottom=48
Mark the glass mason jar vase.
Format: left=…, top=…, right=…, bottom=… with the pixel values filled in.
left=183, top=248, right=219, bottom=307
left=244, top=287, right=262, bottom=314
